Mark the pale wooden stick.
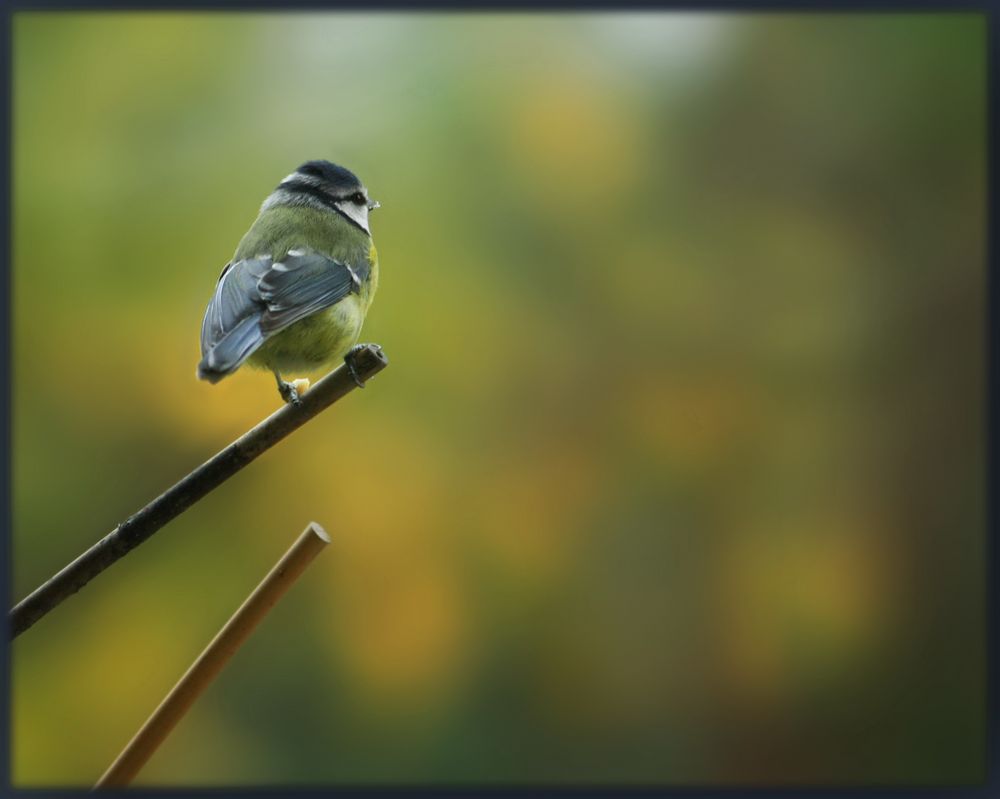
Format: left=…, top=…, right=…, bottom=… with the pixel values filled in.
left=94, top=522, right=331, bottom=789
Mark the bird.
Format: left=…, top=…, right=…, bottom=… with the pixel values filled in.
left=197, top=160, right=380, bottom=404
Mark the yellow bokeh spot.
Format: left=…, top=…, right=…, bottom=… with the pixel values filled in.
left=508, top=74, right=640, bottom=207
left=626, top=375, right=758, bottom=471
left=716, top=515, right=896, bottom=709
left=326, top=548, right=468, bottom=710
left=476, top=445, right=602, bottom=586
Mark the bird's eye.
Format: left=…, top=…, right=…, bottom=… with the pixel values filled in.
left=352, top=192, right=366, bottom=205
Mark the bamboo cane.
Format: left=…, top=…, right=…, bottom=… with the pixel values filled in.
left=94, top=521, right=331, bottom=788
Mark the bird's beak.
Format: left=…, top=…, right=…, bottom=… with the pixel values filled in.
left=368, top=199, right=381, bottom=211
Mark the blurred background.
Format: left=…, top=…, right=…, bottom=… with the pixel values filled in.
left=12, top=11, right=985, bottom=786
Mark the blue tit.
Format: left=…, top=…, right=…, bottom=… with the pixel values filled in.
left=197, top=160, right=380, bottom=404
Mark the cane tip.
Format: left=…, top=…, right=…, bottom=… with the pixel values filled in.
left=307, top=522, right=330, bottom=543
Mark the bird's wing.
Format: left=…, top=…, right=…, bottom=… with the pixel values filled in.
left=257, top=249, right=360, bottom=334
left=198, top=255, right=272, bottom=381
left=197, top=250, right=359, bottom=382
left=200, top=256, right=271, bottom=356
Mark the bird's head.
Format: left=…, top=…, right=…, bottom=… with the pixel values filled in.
left=264, top=159, right=380, bottom=234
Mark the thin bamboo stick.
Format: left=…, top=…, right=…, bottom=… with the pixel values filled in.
left=94, top=522, right=331, bottom=789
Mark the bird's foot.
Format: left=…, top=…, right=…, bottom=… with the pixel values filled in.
left=277, top=380, right=302, bottom=406
left=345, top=344, right=368, bottom=388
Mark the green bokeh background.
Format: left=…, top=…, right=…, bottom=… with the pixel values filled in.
left=12, top=11, right=986, bottom=786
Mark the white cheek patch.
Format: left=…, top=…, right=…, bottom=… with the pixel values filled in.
left=335, top=201, right=370, bottom=234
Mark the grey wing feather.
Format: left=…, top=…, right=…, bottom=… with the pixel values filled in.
left=197, top=250, right=359, bottom=382
left=199, top=256, right=271, bottom=355
left=198, top=315, right=264, bottom=382
left=198, top=256, right=272, bottom=382
left=258, top=250, right=359, bottom=334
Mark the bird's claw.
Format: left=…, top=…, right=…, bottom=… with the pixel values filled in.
left=345, top=345, right=367, bottom=389
left=278, top=380, right=302, bottom=406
